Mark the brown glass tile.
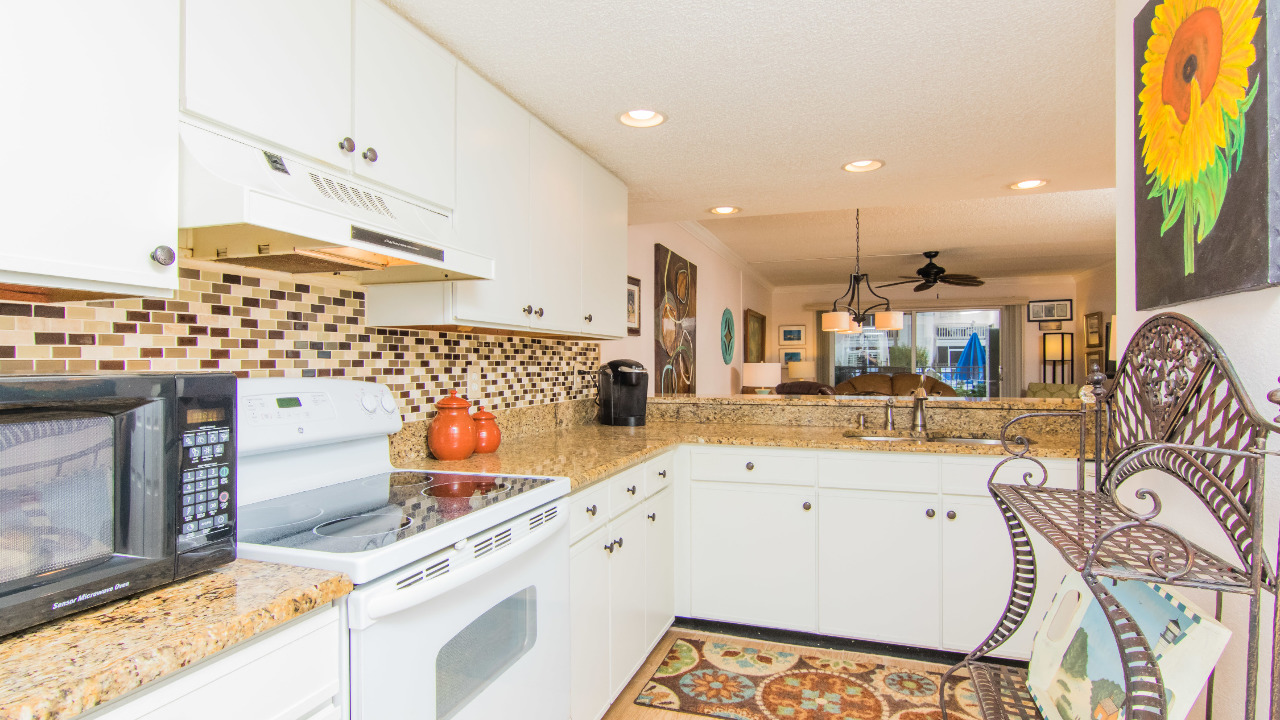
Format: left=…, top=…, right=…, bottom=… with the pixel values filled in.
left=51, top=347, right=81, bottom=359
left=201, top=293, right=220, bottom=304
left=221, top=273, right=242, bottom=285
left=98, top=360, right=125, bottom=371
left=125, top=311, right=150, bottom=322
left=139, top=324, right=163, bottom=335
left=177, top=337, right=197, bottom=347
left=113, top=323, right=137, bottom=334
left=34, top=305, right=66, bottom=319
left=177, top=314, right=198, bottom=324
left=188, top=326, right=208, bottom=336
left=141, top=299, right=166, bottom=311
left=126, top=360, right=151, bottom=371
left=200, top=360, right=219, bottom=369
left=177, top=268, right=200, bottom=281
left=241, top=339, right=258, bottom=349
left=67, top=360, right=96, bottom=373
left=164, top=348, right=188, bottom=358
left=34, top=333, right=66, bottom=345
left=35, top=360, right=66, bottom=373
left=210, top=327, right=229, bottom=338
left=240, top=319, right=258, bottom=329
left=67, top=334, right=94, bottom=346
left=152, top=312, right=175, bottom=323
left=211, top=349, right=230, bottom=360
left=212, top=283, right=232, bottom=294
left=211, top=306, right=230, bottom=316
left=166, top=301, right=190, bottom=312
left=0, top=303, right=32, bottom=317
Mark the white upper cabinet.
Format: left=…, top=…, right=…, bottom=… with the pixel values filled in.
left=528, top=120, right=585, bottom=333
left=182, top=0, right=352, bottom=168
left=579, top=157, right=628, bottom=336
left=0, top=1, right=179, bottom=299
left=452, top=65, right=532, bottom=328
left=182, top=0, right=455, bottom=209
left=352, top=0, right=456, bottom=206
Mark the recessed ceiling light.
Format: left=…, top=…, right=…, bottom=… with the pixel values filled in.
left=843, top=159, right=884, bottom=173
left=619, top=109, right=665, bottom=128
left=1010, top=179, right=1048, bottom=190
left=709, top=206, right=740, bottom=215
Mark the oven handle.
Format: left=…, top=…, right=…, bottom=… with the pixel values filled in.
left=352, top=509, right=567, bottom=629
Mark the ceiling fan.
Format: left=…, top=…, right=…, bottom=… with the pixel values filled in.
left=878, top=251, right=985, bottom=292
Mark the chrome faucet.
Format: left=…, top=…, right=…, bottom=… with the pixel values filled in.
left=911, top=384, right=928, bottom=433
left=885, top=398, right=895, bottom=432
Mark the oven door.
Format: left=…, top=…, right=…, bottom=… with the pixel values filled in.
left=345, top=502, right=569, bottom=720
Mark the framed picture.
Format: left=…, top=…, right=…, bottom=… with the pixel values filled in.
left=782, top=349, right=806, bottom=364
left=626, top=276, right=641, bottom=336
left=1038, top=320, right=1063, bottom=331
left=779, top=324, right=806, bottom=346
left=1027, top=299, right=1073, bottom=322
left=744, top=309, right=766, bottom=364
left=1084, top=311, right=1104, bottom=348
left=1085, top=348, right=1106, bottom=374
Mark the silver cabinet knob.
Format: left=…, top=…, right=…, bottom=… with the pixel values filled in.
left=946, top=510, right=957, bottom=520
left=647, top=513, right=656, bottom=522
left=339, top=137, right=355, bottom=152
left=584, top=314, right=593, bottom=322
left=658, top=470, right=667, bottom=478
left=626, top=485, right=636, bottom=495
left=745, top=462, right=755, bottom=471
left=585, top=504, right=597, bottom=517
left=604, top=541, right=615, bottom=554
left=802, top=501, right=812, bottom=511
left=522, top=305, right=534, bottom=315
left=926, top=509, right=936, bottom=518
left=615, top=537, right=623, bottom=548
left=362, top=147, right=378, bottom=162
left=150, top=245, right=176, bottom=266
left=535, top=307, right=545, bottom=318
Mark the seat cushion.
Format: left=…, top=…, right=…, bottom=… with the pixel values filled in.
left=850, top=373, right=894, bottom=395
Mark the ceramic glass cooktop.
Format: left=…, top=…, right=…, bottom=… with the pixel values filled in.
left=238, top=471, right=557, bottom=554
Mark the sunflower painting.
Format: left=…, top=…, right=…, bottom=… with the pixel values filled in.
left=1134, top=0, right=1278, bottom=309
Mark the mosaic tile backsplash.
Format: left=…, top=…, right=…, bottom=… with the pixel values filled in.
left=0, top=262, right=600, bottom=423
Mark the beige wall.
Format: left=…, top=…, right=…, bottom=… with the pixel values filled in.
left=1117, top=2, right=1275, bottom=716
left=600, top=222, right=773, bottom=395
left=770, top=274, right=1082, bottom=394
left=1071, top=259, right=1117, bottom=375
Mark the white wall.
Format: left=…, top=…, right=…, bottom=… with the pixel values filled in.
left=770, top=274, right=1083, bottom=394
left=600, top=222, right=773, bottom=395
left=1072, top=259, right=1117, bottom=374
left=1116, top=3, right=1276, bottom=716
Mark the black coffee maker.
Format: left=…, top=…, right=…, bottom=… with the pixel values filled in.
left=598, top=359, right=648, bottom=426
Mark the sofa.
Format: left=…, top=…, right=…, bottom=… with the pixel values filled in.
left=773, top=381, right=836, bottom=395
left=1025, top=382, right=1081, bottom=399
left=833, top=372, right=958, bottom=397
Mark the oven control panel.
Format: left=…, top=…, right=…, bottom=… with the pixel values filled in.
left=237, top=378, right=403, bottom=457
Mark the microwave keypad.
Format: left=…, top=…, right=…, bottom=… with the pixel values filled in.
left=180, top=425, right=233, bottom=539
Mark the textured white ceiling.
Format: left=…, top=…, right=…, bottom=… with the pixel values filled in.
left=388, top=0, right=1119, bottom=286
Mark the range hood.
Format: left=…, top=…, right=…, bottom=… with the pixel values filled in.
left=178, top=121, right=493, bottom=284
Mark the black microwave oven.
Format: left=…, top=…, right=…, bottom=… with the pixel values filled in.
left=0, top=373, right=237, bottom=636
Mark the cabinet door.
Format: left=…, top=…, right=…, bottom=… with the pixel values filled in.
left=939, top=493, right=1014, bottom=653
left=817, top=489, right=941, bottom=648
left=1, top=1, right=179, bottom=298
left=452, top=65, right=533, bottom=328
left=579, top=156, right=628, bottom=336
left=607, top=506, right=649, bottom=700
left=352, top=0, right=455, bottom=206
left=569, top=526, right=612, bottom=720
left=528, top=120, right=584, bottom=333
left=690, top=483, right=816, bottom=631
left=183, top=0, right=351, bottom=167
left=643, top=489, right=676, bottom=648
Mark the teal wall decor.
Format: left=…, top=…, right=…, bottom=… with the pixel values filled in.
left=720, top=308, right=735, bottom=365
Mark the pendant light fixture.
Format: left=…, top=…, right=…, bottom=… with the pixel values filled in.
left=821, top=209, right=904, bottom=333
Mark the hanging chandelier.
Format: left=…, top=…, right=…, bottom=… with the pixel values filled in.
left=821, top=209, right=904, bottom=333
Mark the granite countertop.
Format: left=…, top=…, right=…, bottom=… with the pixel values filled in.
left=0, top=560, right=352, bottom=720
left=397, top=421, right=1080, bottom=491
left=648, top=394, right=1084, bottom=410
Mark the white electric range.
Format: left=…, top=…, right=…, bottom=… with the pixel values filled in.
left=234, top=378, right=570, bottom=720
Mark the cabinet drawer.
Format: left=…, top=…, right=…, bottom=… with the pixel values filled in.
left=819, top=453, right=939, bottom=493
left=645, top=453, right=674, bottom=496
left=610, top=466, right=646, bottom=515
left=569, top=482, right=609, bottom=544
left=690, top=448, right=816, bottom=486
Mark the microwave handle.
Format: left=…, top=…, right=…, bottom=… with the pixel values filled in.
left=351, top=509, right=566, bottom=629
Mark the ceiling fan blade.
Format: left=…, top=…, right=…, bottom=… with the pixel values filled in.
left=876, top=279, right=918, bottom=288
left=941, top=274, right=981, bottom=282
left=913, top=281, right=935, bottom=292
left=939, top=276, right=985, bottom=287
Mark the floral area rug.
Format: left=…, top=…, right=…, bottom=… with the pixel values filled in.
left=634, top=636, right=981, bottom=720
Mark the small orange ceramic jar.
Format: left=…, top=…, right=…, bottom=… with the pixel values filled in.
left=427, top=390, right=476, bottom=461
left=472, top=406, right=501, bottom=453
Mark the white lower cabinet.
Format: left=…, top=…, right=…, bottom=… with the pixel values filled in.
left=569, top=454, right=675, bottom=720
left=86, top=606, right=341, bottom=720
left=690, top=481, right=816, bottom=631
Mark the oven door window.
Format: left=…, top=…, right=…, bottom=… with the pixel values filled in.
left=435, top=585, right=538, bottom=720
left=0, top=415, right=115, bottom=586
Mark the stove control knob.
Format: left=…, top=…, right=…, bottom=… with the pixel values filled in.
left=454, top=539, right=467, bottom=551
left=381, top=394, right=397, bottom=414
left=360, top=395, right=378, bottom=414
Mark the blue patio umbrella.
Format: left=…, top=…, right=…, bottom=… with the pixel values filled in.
left=955, top=332, right=987, bottom=381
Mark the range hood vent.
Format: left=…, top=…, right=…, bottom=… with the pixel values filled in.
left=178, top=121, right=494, bottom=284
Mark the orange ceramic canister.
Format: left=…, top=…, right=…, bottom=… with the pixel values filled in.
left=427, top=390, right=477, bottom=461
left=472, top=406, right=501, bottom=453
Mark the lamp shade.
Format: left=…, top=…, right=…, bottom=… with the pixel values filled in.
left=874, top=311, right=904, bottom=331
left=1042, top=332, right=1072, bottom=361
left=743, top=362, right=782, bottom=388
left=821, top=311, right=852, bottom=332
left=788, top=361, right=816, bottom=380
left=1109, top=315, right=1118, bottom=357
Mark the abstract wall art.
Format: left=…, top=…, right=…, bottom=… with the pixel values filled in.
left=1134, top=0, right=1279, bottom=309
left=655, top=244, right=697, bottom=394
